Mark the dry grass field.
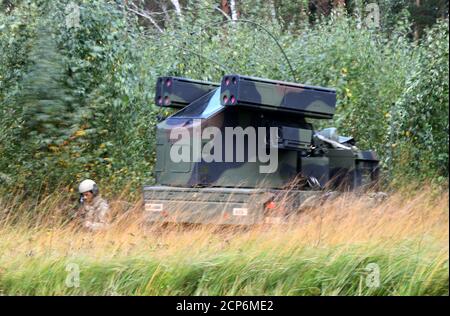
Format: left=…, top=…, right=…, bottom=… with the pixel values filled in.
left=0, top=186, right=448, bottom=295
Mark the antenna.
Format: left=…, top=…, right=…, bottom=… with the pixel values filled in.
left=193, top=18, right=297, bottom=81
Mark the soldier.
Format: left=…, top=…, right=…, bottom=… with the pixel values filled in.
left=76, top=179, right=111, bottom=231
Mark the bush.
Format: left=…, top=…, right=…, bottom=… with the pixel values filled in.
left=0, top=0, right=448, bottom=199
left=0, top=1, right=157, bottom=194
left=392, top=20, right=449, bottom=183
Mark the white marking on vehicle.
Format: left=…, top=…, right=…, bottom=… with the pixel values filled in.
left=232, top=207, right=248, bottom=216
left=145, top=203, right=163, bottom=212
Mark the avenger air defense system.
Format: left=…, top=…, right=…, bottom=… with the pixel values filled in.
left=143, top=74, right=379, bottom=225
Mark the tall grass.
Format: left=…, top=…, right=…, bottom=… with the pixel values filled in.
left=0, top=186, right=448, bottom=295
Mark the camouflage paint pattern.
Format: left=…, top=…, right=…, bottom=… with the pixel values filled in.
left=145, top=74, right=379, bottom=225
left=142, top=186, right=319, bottom=225
left=220, top=74, right=336, bottom=119
left=155, top=76, right=219, bottom=108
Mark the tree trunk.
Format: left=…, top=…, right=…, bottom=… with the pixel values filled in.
left=270, top=0, right=277, bottom=24
left=332, top=0, right=345, bottom=16
left=413, top=0, right=420, bottom=41
left=230, top=0, right=238, bottom=20
left=333, top=0, right=346, bottom=8
left=170, top=0, right=182, bottom=16
left=315, top=0, right=331, bottom=17
left=220, top=0, right=230, bottom=16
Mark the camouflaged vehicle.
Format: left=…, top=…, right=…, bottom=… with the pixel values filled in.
left=143, top=74, right=379, bottom=225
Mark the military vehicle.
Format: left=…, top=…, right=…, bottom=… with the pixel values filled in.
left=143, top=74, right=379, bottom=225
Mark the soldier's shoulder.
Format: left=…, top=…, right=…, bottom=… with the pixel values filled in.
left=98, top=197, right=110, bottom=209
left=98, top=196, right=108, bottom=203
left=93, top=196, right=108, bottom=206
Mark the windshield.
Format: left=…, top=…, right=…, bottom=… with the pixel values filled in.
left=171, top=88, right=223, bottom=119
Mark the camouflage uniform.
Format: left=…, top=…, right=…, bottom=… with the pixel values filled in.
left=79, top=195, right=111, bottom=231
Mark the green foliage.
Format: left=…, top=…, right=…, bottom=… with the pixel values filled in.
left=281, top=15, right=415, bottom=171
left=0, top=242, right=447, bottom=295
left=0, top=0, right=157, bottom=193
left=0, top=0, right=448, bottom=197
left=392, top=20, right=449, bottom=183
